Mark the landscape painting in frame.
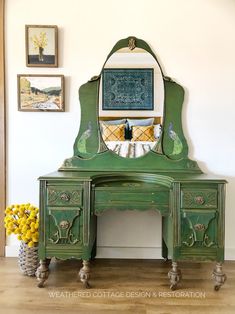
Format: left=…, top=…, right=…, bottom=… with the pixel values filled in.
left=25, top=25, right=58, bottom=67
left=18, top=75, right=64, bottom=111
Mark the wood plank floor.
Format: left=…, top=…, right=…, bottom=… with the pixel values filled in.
left=0, top=257, right=234, bottom=314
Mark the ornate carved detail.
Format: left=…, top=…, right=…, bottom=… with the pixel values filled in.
left=122, top=182, right=141, bottom=187
left=79, top=260, right=91, bottom=288
left=168, top=262, right=182, bottom=290
left=212, top=263, right=227, bottom=291
left=128, top=37, right=136, bottom=50
left=182, top=190, right=217, bottom=208
left=194, top=196, right=205, bottom=205
left=48, top=189, right=82, bottom=205
left=36, top=259, right=49, bottom=288
left=60, top=193, right=70, bottom=202
left=48, top=209, right=81, bottom=245
left=182, top=211, right=217, bottom=248
left=194, top=223, right=205, bottom=231
left=59, top=220, right=70, bottom=229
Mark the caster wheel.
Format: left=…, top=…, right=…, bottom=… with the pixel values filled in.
left=214, top=285, right=221, bottom=291
left=37, top=281, right=45, bottom=288
left=83, top=282, right=91, bottom=289
left=170, top=284, right=177, bottom=291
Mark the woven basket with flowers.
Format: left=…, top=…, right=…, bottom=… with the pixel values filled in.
left=4, top=203, right=39, bottom=276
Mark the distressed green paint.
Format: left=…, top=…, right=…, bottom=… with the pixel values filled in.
left=162, top=80, right=188, bottom=159
left=37, top=37, right=227, bottom=288
left=63, top=36, right=194, bottom=172
left=73, top=80, right=100, bottom=159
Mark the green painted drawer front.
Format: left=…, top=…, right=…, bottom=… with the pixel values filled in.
left=181, top=209, right=217, bottom=249
left=94, top=188, right=169, bottom=215
left=47, top=207, right=83, bottom=246
left=47, top=185, right=83, bottom=206
left=95, top=190, right=169, bottom=205
left=181, top=189, right=217, bottom=209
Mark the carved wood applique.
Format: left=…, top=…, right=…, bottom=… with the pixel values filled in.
left=181, top=210, right=217, bottom=248
left=48, top=209, right=82, bottom=244
left=181, top=190, right=217, bottom=208
left=48, top=189, right=82, bottom=205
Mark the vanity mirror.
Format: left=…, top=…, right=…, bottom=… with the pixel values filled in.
left=99, top=48, right=164, bottom=158
left=37, top=36, right=227, bottom=291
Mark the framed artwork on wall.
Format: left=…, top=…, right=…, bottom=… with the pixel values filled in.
left=102, top=68, right=154, bottom=110
left=25, top=25, right=58, bottom=67
left=17, top=74, right=64, bottom=111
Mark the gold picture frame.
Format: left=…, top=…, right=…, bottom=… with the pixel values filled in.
left=25, top=25, right=58, bottom=67
left=18, top=74, right=64, bottom=112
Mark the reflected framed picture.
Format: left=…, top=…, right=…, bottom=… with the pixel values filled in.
left=17, top=74, right=64, bottom=111
left=102, top=68, right=154, bottom=110
left=25, top=25, right=58, bottom=67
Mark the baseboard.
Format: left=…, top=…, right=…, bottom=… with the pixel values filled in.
left=96, top=246, right=162, bottom=259
left=5, top=245, right=235, bottom=260
left=225, top=248, right=235, bottom=260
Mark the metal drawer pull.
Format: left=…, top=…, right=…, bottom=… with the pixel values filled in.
left=59, top=220, right=70, bottom=229
left=194, top=196, right=205, bottom=205
left=60, top=193, right=70, bottom=202
left=194, top=223, right=205, bottom=231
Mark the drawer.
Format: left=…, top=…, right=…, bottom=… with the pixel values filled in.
left=47, top=185, right=83, bottom=206
left=181, top=189, right=217, bottom=209
left=181, top=209, right=218, bottom=249
left=95, top=190, right=169, bottom=205
left=47, top=207, right=83, bottom=245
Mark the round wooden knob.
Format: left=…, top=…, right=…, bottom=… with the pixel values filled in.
left=59, top=220, right=70, bottom=229
left=60, top=193, right=70, bottom=201
left=194, top=196, right=205, bottom=205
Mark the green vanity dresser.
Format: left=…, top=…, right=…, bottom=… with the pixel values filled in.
left=36, top=37, right=226, bottom=291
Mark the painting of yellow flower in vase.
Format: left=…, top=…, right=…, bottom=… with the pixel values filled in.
left=25, top=25, right=58, bottom=67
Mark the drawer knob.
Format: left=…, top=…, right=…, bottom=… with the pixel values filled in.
left=194, top=223, right=205, bottom=231
left=60, top=193, right=70, bottom=202
left=59, top=220, right=70, bottom=229
left=194, top=196, right=205, bottom=205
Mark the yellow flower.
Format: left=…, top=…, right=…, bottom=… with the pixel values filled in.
left=5, top=203, right=39, bottom=247
left=21, top=235, right=28, bottom=242
left=26, top=231, right=32, bottom=239
left=28, top=241, right=34, bottom=248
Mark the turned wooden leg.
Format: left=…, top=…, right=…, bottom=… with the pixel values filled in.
left=45, top=258, right=51, bottom=267
left=212, top=262, right=227, bottom=291
left=36, top=259, right=49, bottom=288
left=162, top=238, right=168, bottom=262
left=79, top=260, right=91, bottom=289
left=168, top=261, right=182, bottom=290
left=90, top=239, right=97, bottom=260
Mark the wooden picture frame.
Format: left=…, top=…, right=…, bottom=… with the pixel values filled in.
left=17, top=74, right=64, bottom=112
left=25, top=25, right=58, bottom=67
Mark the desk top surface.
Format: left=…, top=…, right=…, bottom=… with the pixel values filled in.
left=39, top=170, right=227, bottom=185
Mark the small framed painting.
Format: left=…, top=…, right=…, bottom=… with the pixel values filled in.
left=25, top=25, right=58, bottom=67
left=18, top=74, right=64, bottom=111
left=102, top=68, right=154, bottom=110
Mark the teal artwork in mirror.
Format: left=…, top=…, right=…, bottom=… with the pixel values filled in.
left=102, top=68, right=154, bottom=110
left=99, top=47, right=164, bottom=158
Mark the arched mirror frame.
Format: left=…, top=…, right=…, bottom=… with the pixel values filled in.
left=99, top=45, right=164, bottom=159
left=61, top=36, right=201, bottom=174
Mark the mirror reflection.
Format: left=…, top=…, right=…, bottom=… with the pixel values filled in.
left=99, top=48, right=164, bottom=158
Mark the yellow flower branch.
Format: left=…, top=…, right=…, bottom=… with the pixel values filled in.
left=4, top=204, right=39, bottom=247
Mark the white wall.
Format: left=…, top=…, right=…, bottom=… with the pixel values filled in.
left=5, top=0, right=235, bottom=259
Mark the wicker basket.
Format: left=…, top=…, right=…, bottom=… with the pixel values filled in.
left=18, top=241, right=39, bottom=276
